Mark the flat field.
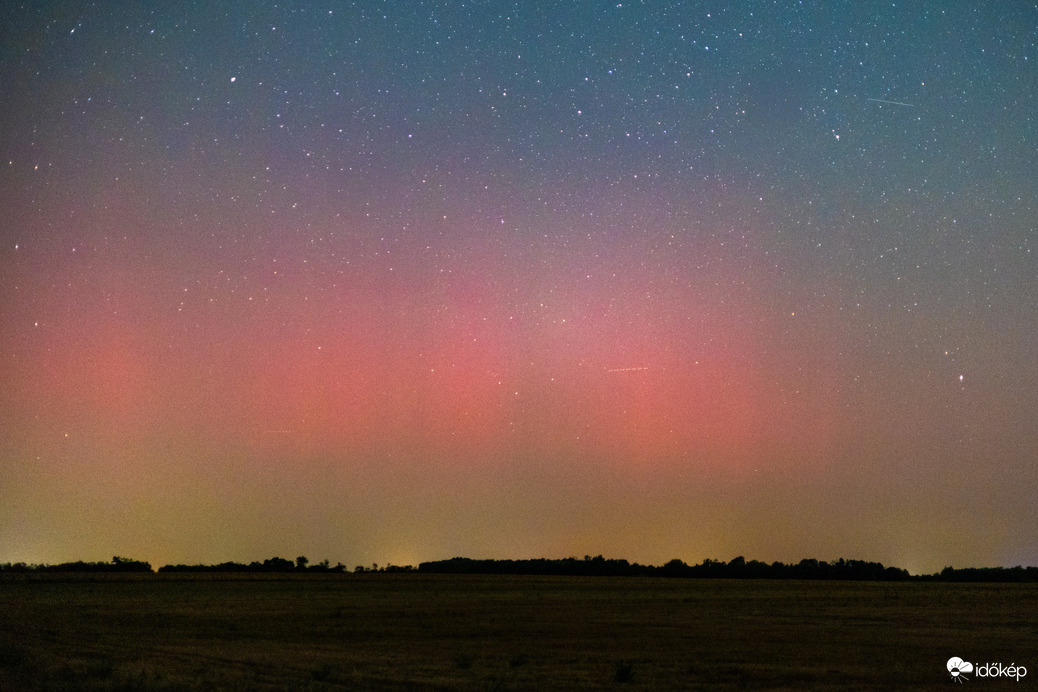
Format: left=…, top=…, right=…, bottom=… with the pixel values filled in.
left=0, top=573, right=1034, bottom=690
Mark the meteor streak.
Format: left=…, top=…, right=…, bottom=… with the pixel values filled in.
left=867, top=98, right=914, bottom=107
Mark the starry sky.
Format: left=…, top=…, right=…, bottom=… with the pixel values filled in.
left=2, top=2, right=1036, bottom=574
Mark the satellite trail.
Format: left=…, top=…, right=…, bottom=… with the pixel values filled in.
left=606, top=366, right=650, bottom=373
left=867, top=98, right=914, bottom=107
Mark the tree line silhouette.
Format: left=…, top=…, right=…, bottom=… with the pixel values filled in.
left=158, top=556, right=350, bottom=573
left=416, top=556, right=1038, bottom=582
left=416, top=555, right=916, bottom=580
left=2, top=554, right=1035, bottom=582
left=0, top=556, right=153, bottom=573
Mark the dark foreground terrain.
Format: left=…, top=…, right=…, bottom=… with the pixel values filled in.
left=0, top=573, right=1034, bottom=690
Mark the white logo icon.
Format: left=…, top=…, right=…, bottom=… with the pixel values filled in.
left=948, top=657, right=974, bottom=683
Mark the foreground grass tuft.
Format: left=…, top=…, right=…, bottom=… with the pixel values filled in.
left=613, top=659, right=634, bottom=683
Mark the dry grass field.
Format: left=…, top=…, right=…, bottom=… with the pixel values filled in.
left=0, top=572, right=1034, bottom=690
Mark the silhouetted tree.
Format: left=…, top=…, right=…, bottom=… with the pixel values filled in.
left=111, top=556, right=152, bottom=572
left=262, top=557, right=295, bottom=572
left=659, top=559, right=692, bottom=578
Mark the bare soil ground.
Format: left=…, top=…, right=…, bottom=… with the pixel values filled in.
left=0, top=573, right=1034, bottom=690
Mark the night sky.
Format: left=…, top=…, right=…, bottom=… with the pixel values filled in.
left=2, top=2, right=1036, bottom=574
